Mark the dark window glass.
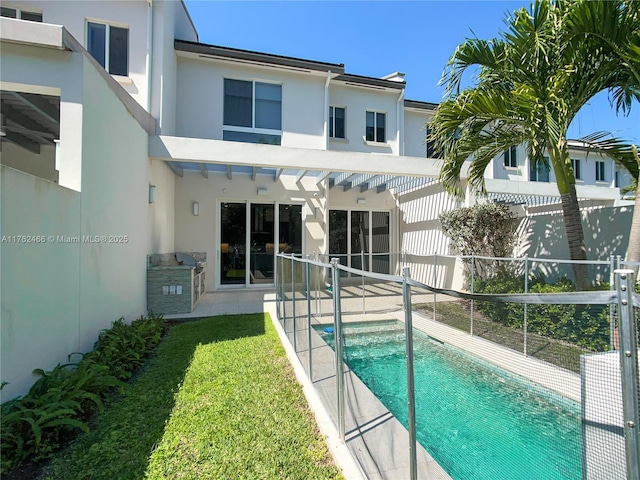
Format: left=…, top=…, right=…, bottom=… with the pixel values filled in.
left=504, top=146, right=517, bottom=167
left=279, top=204, right=302, bottom=254
left=571, top=159, right=581, bottom=180
left=596, top=161, right=606, bottom=182
left=224, top=79, right=252, bottom=127
left=330, top=106, right=345, bottom=139
left=531, top=158, right=550, bottom=182
left=255, top=82, right=281, bottom=130
left=0, top=7, right=17, bottom=18
left=109, top=26, right=128, bottom=76
left=371, top=211, right=390, bottom=274
left=21, top=11, right=42, bottom=22
left=376, top=112, right=385, bottom=143
left=365, top=111, right=375, bottom=141
left=222, top=130, right=281, bottom=145
left=426, top=126, right=442, bottom=159
left=87, top=22, right=106, bottom=68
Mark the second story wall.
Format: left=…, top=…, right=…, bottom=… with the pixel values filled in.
left=404, top=109, right=430, bottom=158
left=175, top=55, right=327, bottom=150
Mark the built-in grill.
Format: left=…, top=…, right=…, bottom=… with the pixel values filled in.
left=175, top=252, right=204, bottom=274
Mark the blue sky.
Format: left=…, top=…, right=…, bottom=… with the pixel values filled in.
left=184, top=1, right=639, bottom=143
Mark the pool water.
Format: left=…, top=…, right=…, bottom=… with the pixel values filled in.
left=316, top=320, right=582, bottom=480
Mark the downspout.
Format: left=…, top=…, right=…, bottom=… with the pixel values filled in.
left=397, top=89, right=404, bottom=156
left=324, top=70, right=331, bottom=150
left=145, top=0, right=153, bottom=112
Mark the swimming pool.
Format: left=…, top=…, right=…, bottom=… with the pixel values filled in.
left=316, top=320, right=582, bottom=480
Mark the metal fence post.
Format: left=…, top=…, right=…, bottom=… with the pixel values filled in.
left=305, top=255, right=313, bottom=380
left=433, top=251, right=438, bottom=321
left=610, top=254, right=616, bottom=351
left=615, top=269, right=640, bottom=480
left=331, top=258, right=345, bottom=442
left=361, top=250, right=366, bottom=315
left=523, top=255, right=529, bottom=357
left=281, top=255, right=286, bottom=329
left=470, top=254, right=475, bottom=336
left=402, top=267, right=418, bottom=480
left=291, top=255, right=297, bottom=352
left=316, top=252, right=322, bottom=319
left=275, top=253, right=280, bottom=319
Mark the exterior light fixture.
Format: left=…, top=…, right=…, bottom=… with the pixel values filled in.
left=357, top=198, right=366, bottom=204
left=257, top=188, right=268, bottom=196
left=149, top=184, right=156, bottom=203
left=193, top=201, right=199, bottom=216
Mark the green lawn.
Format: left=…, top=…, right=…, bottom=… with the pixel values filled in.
left=43, top=313, right=342, bottom=480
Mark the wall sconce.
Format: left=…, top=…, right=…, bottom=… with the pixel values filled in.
left=149, top=184, right=156, bottom=204
left=257, top=188, right=268, bottom=196
left=357, top=198, right=366, bottom=204
left=192, top=201, right=199, bottom=216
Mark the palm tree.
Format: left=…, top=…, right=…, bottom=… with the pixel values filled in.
left=564, top=0, right=640, bottom=267
left=430, top=0, right=639, bottom=289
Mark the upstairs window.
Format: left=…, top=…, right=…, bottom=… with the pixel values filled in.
left=223, top=79, right=282, bottom=145
left=87, top=21, right=129, bottom=76
left=570, top=158, right=581, bottom=180
left=530, top=157, right=550, bottom=182
left=366, top=111, right=385, bottom=143
left=425, top=126, right=443, bottom=158
left=503, top=146, right=517, bottom=167
left=595, top=161, right=606, bottom=182
left=329, top=106, right=345, bottom=139
left=1, top=7, right=42, bottom=21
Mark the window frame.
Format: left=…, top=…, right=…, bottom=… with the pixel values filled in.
left=570, top=158, right=582, bottom=181
left=1, top=6, right=42, bottom=21
left=530, top=156, right=551, bottom=182
left=503, top=146, right=518, bottom=168
left=86, top=19, right=129, bottom=77
left=223, top=78, right=283, bottom=144
left=595, top=160, right=606, bottom=182
left=365, top=110, right=386, bottom=144
left=329, top=105, right=346, bottom=139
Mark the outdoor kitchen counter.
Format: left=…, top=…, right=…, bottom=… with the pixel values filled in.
left=147, top=253, right=206, bottom=315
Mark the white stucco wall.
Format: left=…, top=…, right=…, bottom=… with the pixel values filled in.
left=8, top=0, right=151, bottom=108
left=328, top=83, right=401, bottom=155
left=0, top=142, right=58, bottom=183
left=404, top=109, right=429, bottom=158
left=148, top=158, right=175, bottom=253
left=175, top=56, right=326, bottom=149
left=0, top=49, right=151, bottom=401
left=173, top=172, right=326, bottom=289
left=0, top=166, right=81, bottom=402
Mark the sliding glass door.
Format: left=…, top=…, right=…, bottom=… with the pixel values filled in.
left=219, top=202, right=302, bottom=287
left=328, top=209, right=390, bottom=274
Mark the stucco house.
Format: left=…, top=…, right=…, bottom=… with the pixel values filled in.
left=0, top=0, right=634, bottom=400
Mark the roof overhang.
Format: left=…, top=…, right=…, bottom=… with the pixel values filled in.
left=175, top=40, right=345, bottom=75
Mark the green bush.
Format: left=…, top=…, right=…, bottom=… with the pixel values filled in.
left=475, top=275, right=610, bottom=352
left=0, top=314, right=165, bottom=474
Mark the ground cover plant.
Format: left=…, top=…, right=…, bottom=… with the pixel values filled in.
left=43, top=313, right=342, bottom=480
left=1, top=315, right=165, bottom=475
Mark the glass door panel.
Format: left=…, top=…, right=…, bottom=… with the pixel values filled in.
left=220, top=202, right=246, bottom=285
left=351, top=211, right=369, bottom=271
left=329, top=210, right=348, bottom=270
left=371, top=211, right=390, bottom=274
left=278, top=204, right=303, bottom=254
left=250, top=204, right=275, bottom=285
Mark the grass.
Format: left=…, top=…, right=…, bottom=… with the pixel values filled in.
left=416, top=301, right=588, bottom=373
left=43, top=313, right=342, bottom=480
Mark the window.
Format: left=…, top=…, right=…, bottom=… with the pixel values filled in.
left=570, top=158, right=581, bottom=180
left=1, top=7, right=42, bottom=21
left=595, top=161, right=606, bottom=182
left=425, top=126, right=442, bottom=158
left=87, top=22, right=128, bottom=76
left=530, top=157, right=550, bottom=182
left=329, top=106, right=345, bottom=139
left=615, top=170, right=620, bottom=188
left=365, top=111, right=386, bottom=143
left=223, top=79, right=282, bottom=145
left=503, top=146, right=517, bottom=167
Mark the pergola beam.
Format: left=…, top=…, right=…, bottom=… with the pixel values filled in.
left=167, top=161, right=184, bottom=177
left=7, top=92, right=59, bottom=125
left=199, top=163, right=208, bottom=178
left=3, top=131, right=40, bottom=154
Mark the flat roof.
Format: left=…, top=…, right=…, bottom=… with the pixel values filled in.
left=175, top=40, right=345, bottom=74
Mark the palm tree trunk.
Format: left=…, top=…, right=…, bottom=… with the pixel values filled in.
left=625, top=146, right=640, bottom=274
left=560, top=184, right=589, bottom=290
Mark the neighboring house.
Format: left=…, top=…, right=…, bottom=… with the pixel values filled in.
left=0, top=0, right=633, bottom=400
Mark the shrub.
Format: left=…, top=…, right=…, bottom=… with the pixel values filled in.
left=0, top=314, right=165, bottom=474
